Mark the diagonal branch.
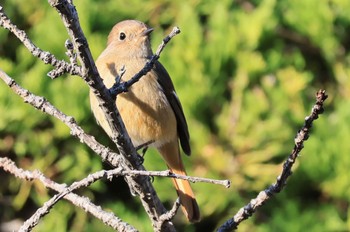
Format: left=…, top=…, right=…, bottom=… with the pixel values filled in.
left=156, top=198, right=181, bottom=231
left=0, top=157, right=137, bottom=232
left=217, top=90, right=328, bottom=232
left=0, top=69, right=121, bottom=167
left=0, top=6, right=81, bottom=78
left=47, top=0, right=145, bottom=173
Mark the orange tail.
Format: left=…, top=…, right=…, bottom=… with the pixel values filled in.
left=170, top=168, right=200, bottom=223
left=159, top=142, right=200, bottom=222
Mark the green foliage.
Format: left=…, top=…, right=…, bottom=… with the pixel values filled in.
left=0, top=0, right=349, bottom=231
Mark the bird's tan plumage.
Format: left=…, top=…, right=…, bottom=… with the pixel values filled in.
left=89, top=20, right=200, bottom=222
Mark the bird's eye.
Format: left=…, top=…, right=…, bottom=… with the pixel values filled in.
left=119, top=32, right=126, bottom=40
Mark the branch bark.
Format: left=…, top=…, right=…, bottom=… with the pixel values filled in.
left=0, top=157, right=137, bottom=232
left=0, top=1, right=174, bottom=229
left=46, top=3, right=176, bottom=230
left=0, top=69, right=121, bottom=167
left=0, top=1, right=328, bottom=231
left=0, top=2, right=200, bottom=229
left=0, top=6, right=81, bottom=78
left=217, top=90, right=328, bottom=232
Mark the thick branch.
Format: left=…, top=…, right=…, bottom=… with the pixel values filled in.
left=46, top=1, right=179, bottom=230
left=47, top=0, right=132, bottom=157
left=217, top=90, right=328, bottom=232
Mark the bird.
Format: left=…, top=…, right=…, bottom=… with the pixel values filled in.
left=89, top=20, right=200, bottom=222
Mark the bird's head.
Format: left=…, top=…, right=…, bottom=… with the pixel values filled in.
left=107, top=20, right=154, bottom=58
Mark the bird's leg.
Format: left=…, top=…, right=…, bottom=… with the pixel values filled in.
left=135, top=140, right=154, bottom=155
left=141, top=146, right=148, bottom=157
left=135, top=140, right=155, bottom=182
left=115, top=65, right=126, bottom=84
left=135, top=140, right=154, bottom=165
left=108, top=65, right=127, bottom=98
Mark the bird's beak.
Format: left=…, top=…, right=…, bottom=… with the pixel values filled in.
left=142, top=28, right=154, bottom=36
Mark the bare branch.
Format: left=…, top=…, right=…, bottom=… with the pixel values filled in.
left=160, top=198, right=181, bottom=222
left=64, top=39, right=78, bottom=65
left=1, top=1, right=174, bottom=220
left=47, top=0, right=145, bottom=173
left=217, top=90, right=328, bottom=232
left=155, top=27, right=181, bottom=55
left=0, top=69, right=121, bottom=167
left=2, top=1, right=191, bottom=230
left=20, top=165, right=229, bottom=229
left=1, top=153, right=227, bottom=232
left=0, top=157, right=137, bottom=232
left=47, top=39, right=79, bottom=78
left=156, top=198, right=181, bottom=232
left=19, top=167, right=122, bottom=231
left=59, top=168, right=230, bottom=190
left=46, top=1, right=179, bottom=230
left=0, top=6, right=81, bottom=78
left=122, top=169, right=230, bottom=188
left=48, top=168, right=229, bottom=210
left=0, top=61, right=176, bottom=230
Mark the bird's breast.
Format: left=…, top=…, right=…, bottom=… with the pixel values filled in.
left=115, top=62, right=177, bottom=148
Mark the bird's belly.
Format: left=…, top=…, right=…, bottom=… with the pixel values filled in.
left=116, top=78, right=177, bottom=148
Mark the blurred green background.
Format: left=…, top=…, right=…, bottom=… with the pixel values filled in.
left=0, top=0, right=350, bottom=231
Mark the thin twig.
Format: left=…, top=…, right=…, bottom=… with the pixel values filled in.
left=0, top=157, right=137, bottom=232
left=109, top=26, right=181, bottom=97
left=19, top=167, right=124, bottom=231
left=217, top=90, right=328, bottom=232
left=0, top=6, right=81, bottom=78
left=156, top=198, right=181, bottom=232
left=123, top=169, right=230, bottom=188
left=52, top=168, right=229, bottom=206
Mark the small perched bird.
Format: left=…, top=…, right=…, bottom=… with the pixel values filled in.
left=89, top=20, right=200, bottom=222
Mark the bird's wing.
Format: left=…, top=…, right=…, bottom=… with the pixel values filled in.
left=154, top=61, right=191, bottom=155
